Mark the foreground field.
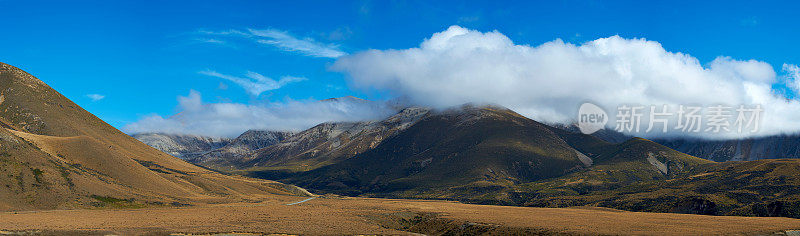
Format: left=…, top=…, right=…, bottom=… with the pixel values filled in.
left=2, top=196, right=800, bottom=235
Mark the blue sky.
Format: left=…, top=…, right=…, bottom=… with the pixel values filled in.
left=1, top=0, right=799, bottom=137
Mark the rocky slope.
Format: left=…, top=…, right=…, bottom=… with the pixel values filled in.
left=192, top=130, right=294, bottom=165
left=199, top=107, right=430, bottom=171
left=654, top=135, right=800, bottom=161
left=553, top=124, right=632, bottom=144
left=0, top=62, right=307, bottom=211
left=132, top=133, right=231, bottom=159
left=557, top=124, right=800, bottom=162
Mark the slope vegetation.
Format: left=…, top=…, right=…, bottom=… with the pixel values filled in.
left=524, top=157, right=800, bottom=217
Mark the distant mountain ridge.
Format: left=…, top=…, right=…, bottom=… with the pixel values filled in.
left=553, top=123, right=632, bottom=144
left=133, top=95, right=402, bottom=168
left=654, top=135, right=800, bottom=161
left=192, top=130, right=295, bottom=166
left=131, top=133, right=231, bottom=159
left=198, top=106, right=431, bottom=171
left=129, top=94, right=800, bottom=218
left=320, top=95, right=369, bottom=103
left=557, top=124, right=800, bottom=162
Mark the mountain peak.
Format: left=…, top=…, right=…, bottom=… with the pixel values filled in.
left=0, top=63, right=49, bottom=91
left=435, top=103, right=515, bottom=115
left=320, top=96, right=368, bottom=103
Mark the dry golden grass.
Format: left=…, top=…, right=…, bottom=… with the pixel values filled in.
left=2, top=196, right=800, bottom=235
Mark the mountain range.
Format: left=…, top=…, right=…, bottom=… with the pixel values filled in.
left=135, top=100, right=800, bottom=218
left=557, top=123, right=800, bottom=162
left=655, top=135, right=800, bottom=161
left=130, top=132, right=232, bottom=159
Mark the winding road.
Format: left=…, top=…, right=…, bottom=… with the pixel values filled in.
left=285, top=197, right=317, bottom=206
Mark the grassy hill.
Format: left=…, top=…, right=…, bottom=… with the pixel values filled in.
left=523, top=157, right=800, bottom=217
left=508, top=136, right=800, bottom=217
left=0, top=62, right=308, bottom=211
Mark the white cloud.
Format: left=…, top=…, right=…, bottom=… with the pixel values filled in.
left=86, top=94, right=105, bottom=101
left=123, top=90, right=395, bottom=137
left=784, top=63, right=800, bottom=92
left=710, top=57, right=776, bottom=84
left=457, top=16, right=481, bottom=24
left=200, top=70, right=306, bottom=96
left=332, top=25, right=800, bottom=139
left=197, top=29, right=250, bottom=37
left=199, top=28, right=347, bottom=58
left=248, top=29, right=347, bottom=58
left=196, top=38, right=226, bottom=44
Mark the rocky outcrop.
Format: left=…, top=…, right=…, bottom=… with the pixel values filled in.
left=197, top=107, right=431, bottom=171
left=192, top=130, right=294, bottom=164
left=132, top=133, right=231, bottom=159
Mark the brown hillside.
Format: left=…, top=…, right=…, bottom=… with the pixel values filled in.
left=0, top=62, right=307, bottom=211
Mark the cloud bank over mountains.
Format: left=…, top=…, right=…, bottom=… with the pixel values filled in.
left=332, top=25, right=800, bottom=139
left=123, top=90, right=394, bottom=137
left=128, top=25, right=800, bottom=139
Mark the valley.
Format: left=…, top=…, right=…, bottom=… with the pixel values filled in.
left=2, top=61, right=800, bottom=235
left=4, top=1, right=799, bottom=234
